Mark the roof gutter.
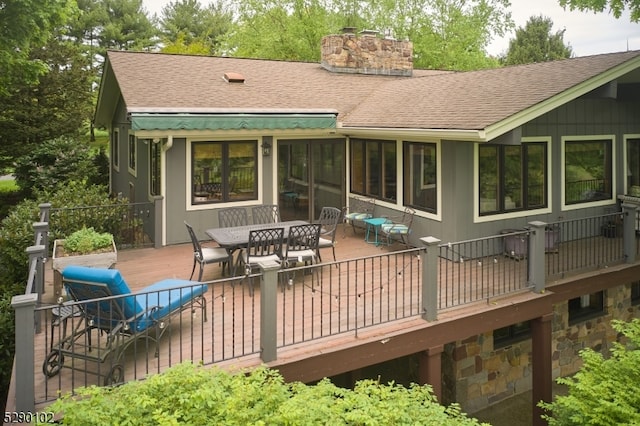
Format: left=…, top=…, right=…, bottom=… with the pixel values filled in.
left=127, top=107, right=339, bottom=115
left=336, top=124, right=486, bottom=142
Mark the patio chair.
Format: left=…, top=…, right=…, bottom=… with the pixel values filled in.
left=252, top=204, right=281, bottom=224
left=43, top=265, right=207, bottom=385
left=185, top=221, right=231, bottom=280
left=380, top=207, right=416, bottom=248
left=238, top=227, right=284, bottom=295
left=282, top=224, right=322, bottom=290
left=314, top=206, right=343, bottom=262
left=218, top=207, right=248, bottom=228
left=343, top=197, right=375, bottom=237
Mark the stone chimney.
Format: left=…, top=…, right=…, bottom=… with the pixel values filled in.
left=321, top=29, right=413, bottom=76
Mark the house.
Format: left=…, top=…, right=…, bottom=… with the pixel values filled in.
left=93, top=32, right=640, bottom=417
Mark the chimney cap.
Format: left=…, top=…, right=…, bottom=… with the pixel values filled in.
left=223, top=72, right=245, bottom=83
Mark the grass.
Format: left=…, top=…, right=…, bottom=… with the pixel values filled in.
left=0, top=179, right=17, bottom=193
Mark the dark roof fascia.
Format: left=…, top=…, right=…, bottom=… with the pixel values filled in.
left=94, top=56, right=120, bottom=129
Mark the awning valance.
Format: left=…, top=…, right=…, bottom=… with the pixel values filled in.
left=130, top=113, right=337, bottom=131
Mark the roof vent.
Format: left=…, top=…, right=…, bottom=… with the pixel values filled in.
left=223, top=72, right=245, bottom=83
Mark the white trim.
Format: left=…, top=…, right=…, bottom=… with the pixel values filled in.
left=561, top=134, right=617, bottom=211
left=185, top=137, right=263, bottom=212
left=474, top=136, right=553, bottom=223
left=402, top=139, right=442, bottom=222
left=623, top=134, right=640, bottom=195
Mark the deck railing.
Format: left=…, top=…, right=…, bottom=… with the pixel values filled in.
left=10, top=203, right=640, bottom=412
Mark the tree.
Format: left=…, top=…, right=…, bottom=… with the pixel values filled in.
left=0, top=0, right=71, bottom=97
left=540, top=318, right=640, bottom=425
left=559, top=0, right=640, bottom=22
left=502, top=15, right=573, bottom=66
left=160, top=0, right=233, bottom=55
left=224, top=0, right=512, bottom=70
left=98, top=0, right=158, bottom=52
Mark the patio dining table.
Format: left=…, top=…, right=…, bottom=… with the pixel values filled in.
left=205, top=220, right=308, bottom=251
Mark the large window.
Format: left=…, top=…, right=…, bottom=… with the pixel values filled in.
left=350, top=138, right=396, bottom=201
left=404, top=142, right=437, bottom=213
left=128, top=134, right=137, bottom=175
left=192, top=140, right=257, bottom=204
left=479, top=142, right=547, bottom=215
left=564, top=138, right=612, bottom=205
left=625, top=137, right=640, bottom=195
left=112, top=128, right=119, bottom=170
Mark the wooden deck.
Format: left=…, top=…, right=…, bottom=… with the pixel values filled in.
left=31, top=223, right=627, bottom=408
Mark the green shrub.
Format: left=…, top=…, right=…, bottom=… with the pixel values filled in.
left=48, top=363, right=486, bottom=425
left=62, top=227, right=113, bottom=255
left=0, top=182, right=127, bottom=284
left=0, top=288, right=19, bottom=413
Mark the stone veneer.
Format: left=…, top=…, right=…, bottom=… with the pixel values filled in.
left=320, top=32, right=413, bottom=76
left=443, top=282, right=640, bottom=413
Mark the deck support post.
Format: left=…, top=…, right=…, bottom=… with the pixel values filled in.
left=259, top=260, right=281, bottom=362
left=418, top=344, right=444, bottom=402
left=11, top=293, right=38, bottom=414
left=420, top=237, right=441, bottom=322
left=622, top=203, right=637, bottom=263
left=527, top=221, right=547, bottom=294
left=531, top=312, right=553, bottom=426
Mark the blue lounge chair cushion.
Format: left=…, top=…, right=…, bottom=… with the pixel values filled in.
left=381, top=223, right=409, bottom=234
left=62, top=266, right=207, bottom=332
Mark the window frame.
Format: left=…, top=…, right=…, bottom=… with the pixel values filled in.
left=403, top=141, right=438, bottom=214
left=188, top=139, right=259, bottom=207
left=128, top=133, right=137, bottom=177
left=112, top=128, right=119, bottom=171
left=149, top=138, right=161, bottom=197
left=476, top=138, right=550, bottom=220
left=568, top=291, right=605, bottom=325
left=493, top=321, right=531, bottom=349
left=561, top=135, right=615, bottom=211
left=349, top=138, right=397, bottom=202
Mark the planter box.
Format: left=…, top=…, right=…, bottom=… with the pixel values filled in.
left=52, top=239, right=117, bottom=297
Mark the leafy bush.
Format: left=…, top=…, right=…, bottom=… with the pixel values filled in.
left=0, top=287, right=19, bottom=413
left=0, top=182, right=127, bottom=284
left=13, top=136, right=103, bottom=197
left=48, top=363, right=486, bottom=425
left=540, top=318, right=640, bottom=425
left=62, top=227, right=113, bottom=255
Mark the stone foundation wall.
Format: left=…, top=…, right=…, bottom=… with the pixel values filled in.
left=443, top=282, right=640, bottom=413
left=320, top=33, right=413, bottom=76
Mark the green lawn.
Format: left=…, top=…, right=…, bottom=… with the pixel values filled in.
left=0, top=178, right=17, bottom=193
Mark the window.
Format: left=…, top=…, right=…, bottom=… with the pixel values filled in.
left=403, top=142, right=437, bottom=213
left=149, top=139, right=161, bottom=196
left=564, top=138, right=612, bottom=205
left=192, top=140, right=257, bottom=204
left=350, top=138, right=396, bottom=201
left=625, top=137, right=640, bottom=194
left=112, top=128, right=119, bottom=170
left=632, top=281, right=640, bottom=306
left=128, top=134, right=137, bottom=175
left=478, top=142, right=547, bottom=215
left=494, top=321, right=531, bottom=349
left=568, top=291, right=605, bottom=324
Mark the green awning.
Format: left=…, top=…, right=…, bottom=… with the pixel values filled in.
left=130, top=113, right=337, bottom=131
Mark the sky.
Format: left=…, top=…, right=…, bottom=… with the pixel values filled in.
left=142, top=0, right=640, bottom=57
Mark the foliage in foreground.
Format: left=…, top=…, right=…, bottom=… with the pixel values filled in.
left=540, top=318, right=640, bottom=425
left=48, top=363, right=488, bottom=425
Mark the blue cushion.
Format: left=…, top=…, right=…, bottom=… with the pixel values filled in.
left=381, top=224, right=409, bottom=234
left=62, top=266, right=207, bottom=332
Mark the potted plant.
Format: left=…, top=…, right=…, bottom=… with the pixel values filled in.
left=52, top=227, right=117, bottom=297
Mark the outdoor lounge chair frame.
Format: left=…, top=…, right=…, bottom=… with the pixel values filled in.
left=42, top=266, right=207, bottom=386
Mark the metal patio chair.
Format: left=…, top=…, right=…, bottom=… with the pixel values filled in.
left=252, top=204, right=281, bottom=224
left=185, top=221, right=231, bottom=280
left=314, top=206, right=343, bottom=262
left=343, top=197, right=375, bottom=236
left=218, top=207, right=248, bottom=228
left=380, top=207, right=416, bottom=248
left=282, top=223, right=322, bottom=291
left=238, top=227, right=285, bottom=295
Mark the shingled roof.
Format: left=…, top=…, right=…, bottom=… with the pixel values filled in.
left=96, top=49, right=640, bottom=139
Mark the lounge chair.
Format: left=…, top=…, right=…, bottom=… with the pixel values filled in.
left=42, top=265, right=207, bottom=385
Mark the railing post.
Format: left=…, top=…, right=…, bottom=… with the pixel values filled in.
left=527, top=221, right=547, bottom=294
left=622, top=203, right=637, bottom=263
left=26, top=245, right=45, bottom=333
left=11, top=293, right=38, bottom=414
left=39, top=202, right=51, bottom=223
left=33, top=221, right=49, bottom=258
left=153, top=196, right=163, bottom=249
left=259, top=260, right=281, bottom=362
left=420, top=236, right=440, bottom=322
